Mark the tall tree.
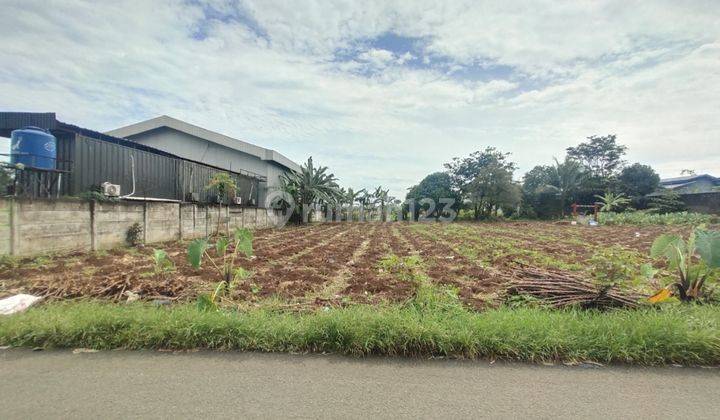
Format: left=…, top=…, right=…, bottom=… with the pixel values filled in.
left=522, top=165, right=559, bottom=218
left=618, top=163, right=660, bottom=198
left=543, top=158, right=585, bottom=217
left=566, top=134, right=627, bottom=179
left=406, top=172, right=459, bottom=220
left=444, top=147, right=517, bottom=219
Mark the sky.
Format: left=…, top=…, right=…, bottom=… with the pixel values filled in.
left=1, top=0, right=719, bottom=199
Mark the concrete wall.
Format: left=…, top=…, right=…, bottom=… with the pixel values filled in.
left=0, top=198, right=282, bottom=257
left=0, top=200, right=10, bottom=255
left=681, top=192, right=720, bottom=215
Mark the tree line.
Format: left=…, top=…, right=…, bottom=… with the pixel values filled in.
left=276, top=157, right=398, bottom=223
left=273, top=134, right=685, bottom=223
left=406, top=134, right=683, bottom=220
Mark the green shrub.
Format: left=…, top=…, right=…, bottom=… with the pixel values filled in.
left=599, top=211, right=714, bottom=226
left=648, top=191, right=687, bottom=214
left=126, top=222, right=143, bottom=246
left=589, top=246, right=645, bottom=292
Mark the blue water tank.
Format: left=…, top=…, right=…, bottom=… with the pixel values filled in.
left=10, top=126, right=57, bottom=169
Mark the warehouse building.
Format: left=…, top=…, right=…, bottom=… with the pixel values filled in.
left=0, top=112, right=299, bottom=206
left=107, top=115, right=300, bottom=205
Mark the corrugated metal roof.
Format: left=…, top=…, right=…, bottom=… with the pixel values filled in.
left=0, top=112, right=57, bottom=135
left=106, top=115, right=301, bottom=173
left=0, top=112, right=267, bottom=181
left=660, top=174, right=719, bottom=185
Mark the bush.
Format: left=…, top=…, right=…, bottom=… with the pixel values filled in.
left=648, top=191, right=687, bottom=214
left=126, top=222, right=143, bottom=246
left=599, top=211, right=715, bottom=226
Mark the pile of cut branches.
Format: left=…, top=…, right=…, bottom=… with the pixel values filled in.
left=507, top=267, right=643, bottom=309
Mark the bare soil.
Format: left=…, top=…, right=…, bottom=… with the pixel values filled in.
left=0, top=221, right=686, bottom=309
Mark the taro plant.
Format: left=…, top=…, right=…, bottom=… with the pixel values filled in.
left=648, top=227, right=720, bottom=302
left=188, top=227, right=254, bottom=310
left=151, top=249, right=175, bottom=274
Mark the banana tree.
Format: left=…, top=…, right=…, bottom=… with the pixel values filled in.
left=373, top=186, right=390, bottom=222
left=357, top=189, right=377, bottom=221
left=649, top=227, right=720, bottom=301
left=278, top=157, right=340, bottom=224
left=595, top=191, right=631, bottom=212
left=345, top=188, right=365, bottom=221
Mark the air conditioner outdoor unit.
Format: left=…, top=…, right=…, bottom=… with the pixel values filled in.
left=101, top=182, right=121, bottom=197
left=233, top=196, right=243, bottom=205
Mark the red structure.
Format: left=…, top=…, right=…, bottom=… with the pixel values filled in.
left=571, top=203, right=599, bottom=222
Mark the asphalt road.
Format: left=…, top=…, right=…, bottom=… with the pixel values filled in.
left=1, top=349, right=719, bottom=419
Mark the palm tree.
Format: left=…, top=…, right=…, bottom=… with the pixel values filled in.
left=279, top=157, right=340, bottom=223
left=595, top=191, right=631, bottom=212
left=543, top=158, right=584, bottom=217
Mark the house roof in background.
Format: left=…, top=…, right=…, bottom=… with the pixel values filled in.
left=660, top=174, right=719, bottom=185
left=106, top=115, right=300, bottom=173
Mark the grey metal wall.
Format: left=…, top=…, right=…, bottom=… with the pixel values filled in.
left=122, top=127, right=292, bottom=204
left=66, top=134, right=259, bottom=204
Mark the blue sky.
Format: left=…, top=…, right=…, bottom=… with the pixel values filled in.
left=1, top=0, right=719, bottom=199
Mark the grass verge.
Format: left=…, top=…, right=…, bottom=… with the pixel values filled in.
left=1, top=301, right=719, bottom=366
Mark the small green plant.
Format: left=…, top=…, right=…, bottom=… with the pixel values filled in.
left=0, top=254, right=20, bottom=270
left=151, top=249, right=175, bottom=274
left=189, top=228, right=254, bottom=310
left=78, top=186, right=118, bottom=202
left=206, top=172, right=238, bottom=234
left=206, top=172, right=238, bottom=204
left=249, top=283, right=262, bottom=295
left=28, top=255, right=53, bottom=269
left=196, top=281, right=230, bottom=311
left=126, top=222, right=143, bottom=246
left=378, top=254, right=423, bottom=283
left=589, top=246, right=643, bottom=292
left=505, top=293, right=546, bottom=309
left=649, top=227, right=720, bottom=301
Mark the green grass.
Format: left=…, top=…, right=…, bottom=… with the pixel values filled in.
left=1, top=300, right=719, bottom=366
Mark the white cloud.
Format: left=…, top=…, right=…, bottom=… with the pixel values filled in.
left=357, top=48, right=396, bottom=67
left=0, top=0, right=718, bottom=199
